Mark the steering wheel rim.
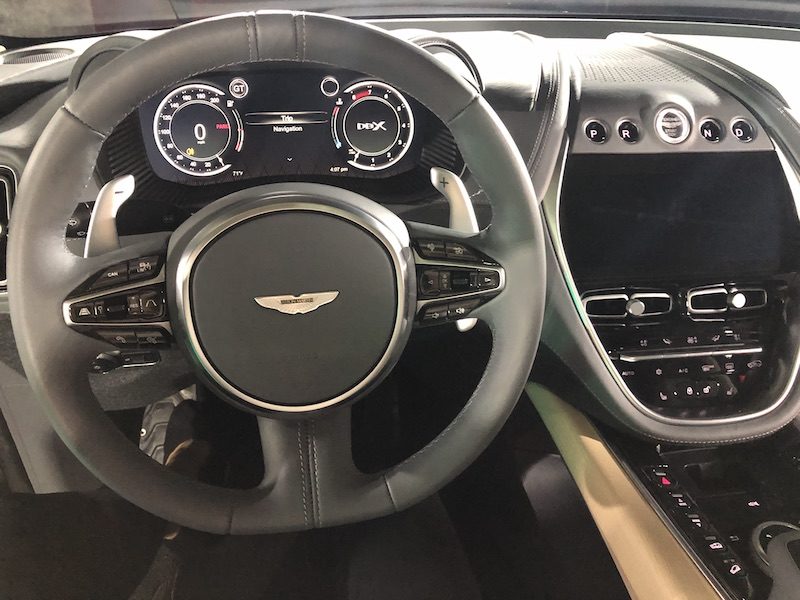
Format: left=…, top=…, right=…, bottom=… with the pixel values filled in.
left=8, top=11, right=546, bottom=534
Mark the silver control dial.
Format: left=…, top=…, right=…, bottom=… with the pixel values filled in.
left=655, top=107, right=691, bottom=145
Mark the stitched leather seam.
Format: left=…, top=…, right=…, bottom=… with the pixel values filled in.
left=244, top=15, right=253, bottom=62
left=305, top=423, right=318, bottom=526
left=62, top=105, right=107, bottom=139
left=293, top=14, right=301, bottom=61
left=301, top=13, right=307, bottom=62
left=225, top=503, right=234, bottom=535
left=382, top=474, right=398, bottom=511
left=296, top=422, right=309, bottom=527
left=445, top=94, right=480, bottom=127
left=310, top=419, right=321, bottom=526
left=250, top=14, right=260, bottom=61
left=529, top=47, right=561, bottom=176
left=523, top=39, right=556, bottom=173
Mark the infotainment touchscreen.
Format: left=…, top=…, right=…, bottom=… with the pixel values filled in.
left=560, top=152, right=800, bottom=285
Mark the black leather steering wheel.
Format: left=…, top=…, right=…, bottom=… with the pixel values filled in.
left=8, top=12, right=545, bottom=534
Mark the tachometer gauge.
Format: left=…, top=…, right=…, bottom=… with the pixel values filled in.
left=152, top=83, right=244, bottom=177
left=331, top=81, right=414, bottom=171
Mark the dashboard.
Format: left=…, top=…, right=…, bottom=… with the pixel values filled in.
left=139, top=67, right=425, bottom=184
left=6, top=15, right=800, bottom=600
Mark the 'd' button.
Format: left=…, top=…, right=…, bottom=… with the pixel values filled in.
left=731, top=119, right=755, bottom=143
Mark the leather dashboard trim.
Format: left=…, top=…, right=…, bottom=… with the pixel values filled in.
left=529, top=382, right=723, bottom=600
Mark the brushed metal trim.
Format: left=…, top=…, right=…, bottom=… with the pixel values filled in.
left=174, top=197, right=415, bottom=414
left=618, top=345, right=763, bottom=363
left=83, top=175, right=135, bottom=258
left=542, top=133, right=800, bottom=426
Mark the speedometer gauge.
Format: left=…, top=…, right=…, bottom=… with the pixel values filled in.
left=152, top=83, right=244, bottom=177
left=331, top=81, right=415, bottom=171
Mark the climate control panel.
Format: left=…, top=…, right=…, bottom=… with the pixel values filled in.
left=582, top=282, right=782, bottom=416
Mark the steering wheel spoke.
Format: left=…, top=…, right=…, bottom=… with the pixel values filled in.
left=253, top=408, right=382, bottom=530
left=407, top=221, right=505, bottom=326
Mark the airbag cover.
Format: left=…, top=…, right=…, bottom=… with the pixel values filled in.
left=189, top=211, right=397, bottom=406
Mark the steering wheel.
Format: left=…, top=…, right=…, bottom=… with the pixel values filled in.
left=8, top=12, right=545, bottom=534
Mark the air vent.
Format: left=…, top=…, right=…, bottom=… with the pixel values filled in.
left=0, top=167, right=15, bottom=288
left=582, top=293, right=628, bottom=319
left=583, top=289, right=674, bottom=319
left=1, top=48, right=73, bottom=65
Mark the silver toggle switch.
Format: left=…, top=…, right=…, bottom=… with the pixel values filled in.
left=626, top=298, right=646, bottom=317
left=730, top=292, right=747, bottom=309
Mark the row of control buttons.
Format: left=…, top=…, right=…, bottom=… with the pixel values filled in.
left=416, top=239, right=482, bottom=262
left=585, top=120, right=638, bottom=144
left=420, top=298, right=482, bottom=323
left=585, top=111, right=756, bottom=145
left=602, top=323, right=759, bottom=353
left=617, top=353, right=765, bottom=406
left=71, top=287, right=165, bottom=323
left=661, top=379, right=723, bottom=401
left=89, top=256, right=160, bottom=290
left=419, top=268, right=500, bottom=298
left=620, top=354, right=764, bottom=378
left=646, top=466, right=751, bottom=597
left=96, top=328, right=170, bottom=348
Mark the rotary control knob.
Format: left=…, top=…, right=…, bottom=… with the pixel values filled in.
left=655, top=107, right=691, bottom=144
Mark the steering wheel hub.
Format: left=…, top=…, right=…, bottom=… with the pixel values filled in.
left=169, top=184, right=416, bottom=414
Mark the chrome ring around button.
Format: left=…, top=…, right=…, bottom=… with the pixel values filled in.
left=655, top=107, right=691, bottom=145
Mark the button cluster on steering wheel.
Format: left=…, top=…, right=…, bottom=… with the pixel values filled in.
left=413, top=238, right=504, bottom=326
left=64, top=254, right=171, bottom=350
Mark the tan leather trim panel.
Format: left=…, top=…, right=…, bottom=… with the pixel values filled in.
left=527, top=383, right=722, bottom=600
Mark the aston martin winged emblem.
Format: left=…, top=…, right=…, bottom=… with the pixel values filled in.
left=253, top=291, right=340, bottom=315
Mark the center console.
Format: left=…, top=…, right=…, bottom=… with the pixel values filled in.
left=559, top=151, right=800, bottom=421
left=606, top=423, right=800, bottom=600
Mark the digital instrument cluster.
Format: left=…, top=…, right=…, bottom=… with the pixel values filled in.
left=139, top=67, right=422, bottom=184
